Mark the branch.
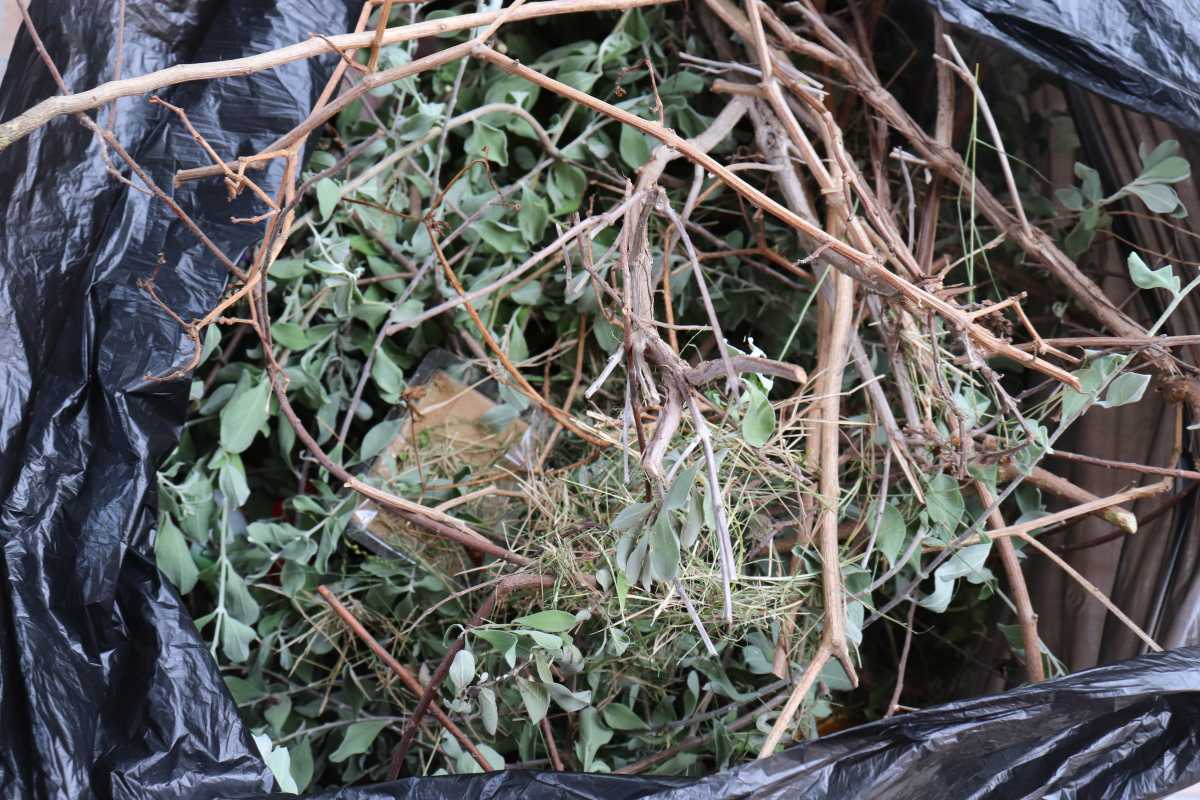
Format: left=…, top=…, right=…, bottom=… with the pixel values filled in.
left=471, top=46, right=1082, bottom=389
left=316, top=585, right=492, bottom=772
left=0, top=0, right=677, bottom=150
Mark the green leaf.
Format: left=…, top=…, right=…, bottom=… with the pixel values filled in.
left=1074, top=162, right=1102, bottom=204
left=518, top=186, right=550, bottom=244
left=360, top=417, right=401, bottom=462
left=224, top=569, right=261, bottom=625
left=465, top=121, right=509, bottom=166
left=547, top=682, right=592, bottom=712
left=506, top=322, right=528, bottom=362
left=874, top=503, right=907, bottom=567
left=473, top=629, right=518, bottom=666
left=155, top=517, right=197, bottom=594
left=602, top=702, right=648, bottom=731
left=664, top=464, right=699, bottom=513
left=1063, top=220, right=1096, bottom=259
left=619, top=124, right=655, bottom=169
left=516, top=676, right=550, bottom=724
left=371, top=347, right=406, bottom=400
left=1127, top=181, right=1180, bottom=213
left=511, top=280, right=543, bottom=306
left=514, top=610, right=577, bottom=633
left=1140, top=139, right=1180, bottom=170
left=742, top=384, right=775, bottom=447
left=575, top=707, right=613, bottom=771
left=611, top=500, right=654, bottom=532
left=1127, top=252, right=1181, bottom=295
left=289, top=738, right=314, bottom=793
left=253, top=733, right=298, bottom=794
left=558, top=71, right=599, bottom=92
left=1054, top=186, right=1083, bottom=211
left=1099, top=372, right=1150, bottom=408
left=264, top=696, right=292, bottom=736
left=316, top=178, right=340, bottom=220
left=220, top=378, right=270, bottom=454
left=329, top=719, right=390, bottom=763
left=199, top=325, right=221, bottom=366
left=269, top=258, right=306, bottom=280
left=220, top=616, right=257, bottom=663
left=475, top=219, right=524, bottom=254
left=925, top=474, right=965, bottom=531
left=478, top=687, right=499, bottom=736
left=548, top=163, right=587, bottom=215
left=1139, top=154, right=1190, bottom=183
left=522, top=629, right=565, bottom=653
left=682, top=491, right=703, bottom=549
left=649, top=513, right=680, bottom=583
left=272, top=322, right=310, bottom=351
left=449, top=649, right=475, bottom=693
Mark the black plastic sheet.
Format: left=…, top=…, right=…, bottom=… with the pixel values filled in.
left=0, top=1, right=355, bottom=796
left=931, top=0, right=1200, bottom=132
left=1, top=1, right=1199, bottom=799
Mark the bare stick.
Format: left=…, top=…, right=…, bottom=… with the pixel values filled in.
left=976, top=481, right=1044, bottom=682
left=1043, top=449, right=1200, bottom=482
left=473, top=45, right=1081, bottom=388
left=388, top=574, right=553, bottom=777
left=884, top=600, right=917, bottom=716
left=937, top=36, right=1031, bottom=237
left=686, top=393, right=737, bottom=625
left=997, top=462, right=1138, bottom=534
left=316, top=585, right=492, bottom=771
left=813, top=271, right=857, bottom=684
left=1017, top=532, right=1163, bottom=652
left=0, top=0, right=678, bottom=149
left=757, top=640, right=832, bottom=757
left=949, top=480, right=1170, bottom=544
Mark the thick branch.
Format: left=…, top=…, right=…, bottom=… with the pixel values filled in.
left=0, top=0, right=676, bottom=150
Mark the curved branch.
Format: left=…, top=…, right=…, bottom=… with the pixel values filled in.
left=0, top=0, right=676, bottom=150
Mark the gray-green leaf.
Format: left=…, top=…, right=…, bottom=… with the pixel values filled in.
left=514, top=610, right=577, bottom=633
left=329, top=719, right=390, bottom=763
left=316, top=178, right=340, bottom=221
left=155, top=517, right=197, bottom=594
left=649, top=513, right=680, bottom=583
left=449, top=649, right=476, bottom=693
left=516, top=676, right=550, bottom=724
left=220, top=378, right=270, bottom=454
left=1127, top=252, right=1181, bottom=295
left=1099, top=372, right=1150, bottom=408
left=742, top=384, right=775, bottom=447
left=602, top=702, right=648, bottom=731
left=478, top=687, right=498, bottom=735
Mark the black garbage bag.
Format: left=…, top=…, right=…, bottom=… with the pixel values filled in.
left=930, top=0, right=1200, bottom=131
left=247, top=646, right=1200, bottom=799
left=0, top=1, right=1198, bottom=799
left=0, top=0, right=355, bottom=796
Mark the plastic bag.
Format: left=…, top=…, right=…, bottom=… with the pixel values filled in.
left=2, top=1, right=1199, bottom=798
left=0, top=1, right=355, bottom=796
left=931, top=0, right=1200, bottom=131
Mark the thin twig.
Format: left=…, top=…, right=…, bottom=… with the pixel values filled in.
left=316, top=585, right=492, bottom=771
left=884, top=600, right=917, bottom=716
